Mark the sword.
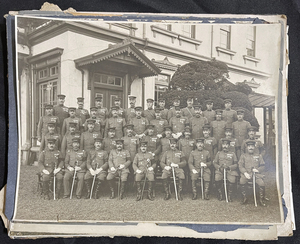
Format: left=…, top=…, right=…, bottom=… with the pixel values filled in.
left=141, top=159, right=150, bottom=200
left=90, top=162, right=99, bottom=199
left=201, top=166, right=204, bottom=200
left=53, top=162, right=57, bottom=200
left=172, top=166, right=178, bottom=201
left=253, top=171, right=257, bottom=207
left=224, top=167, right=228, bottom=203
left=70, top=160, right=78, bottom=199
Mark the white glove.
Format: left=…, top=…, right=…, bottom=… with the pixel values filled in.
left=95, top=168, right=102, bottom=174
left=89, top=168, right=95, bottom=176
left=252, top=168, right=259, bottom=173
left=200, top=162, right=207, bottom=168
left=119, top=164, right=125, bottom=169
left=136, top=169, right=142, bottom=174
left=192, top=169, right=198, bottom=174
left=165, top=166, right=171, bottom=171
left=148, top=167, right=153, bottom=171
left=75, top=166, right=81, bottom=171
left=172, top=133, right=177, bottom=138
left=53, top=168, right=61, bottom=175
left=171, top=163, right=178, bottom=168
left=68, top=167, right=74, bottom=172
left=177, top=132, right=182, bottom=137
left=157, top=134, right=162, bottom=138
left=151, top=153, right=155, bottom=157
left=42, top=169, right=50, bottom=175
left=37, top=137, right=42, bottom=142
left=244, top=172, right=251, bottom=179
left=111, top=167, right=116, bottom=172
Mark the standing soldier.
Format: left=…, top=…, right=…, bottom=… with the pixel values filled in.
left=129, top=106, right=149, bottom=138
left=61, top=122, right=81, bottom=158
left=213, top=138, right=238, bottom=202
left=202, top=124, right=218, bottom=160
left=80, top=119, right=102, bottom=153
left=84, top=107, right=105, bottom=136
left=53, top=94, right=69, bottom=133
left=238, top=139, right=267, bottom=207
left=160, top=138, right=186, bottom=200
left=107, top=139, right=131, bottom=199
left=150, top=108, right=168, bottom=138
left=63, top=137, right=87, bottom=199
left=61, top=107, right=83, bottom=136
left=105, top=106, right=126, bottom=138
left=167, top=97, right=181, bottom=121
left=241, top=126, right=265, bottom=157
left=39, top=122, right=61, bottom=152
left=157, top=98, right=168, bottom=121
left=202, top=99, right=216, bottom=124
left=95, top=96, right=109, bottom=121
left=159, top=126, right=173, bottom=161
left=218, top=125, right=239, bottom=158
left=75, top=97, right=90, bottom=124
left=133, top=141, right=156, bottom=201
left=38, top=138, right=64, bottom=200
left=142, top=125, right=161, bottom=166
left=232, top=109, right=251, bottom=152
left=222, top=99, right=237, bottom=126
left=188, top=138, right=211, bottom=200
left=182, top=97, right=195, bottom=119
left=143, top=98, right=155, bottom=122
left=37, top=104, right=60, bottom=142
left=109, top=97, right=125, bottom=118
left=169, top=106, right=188, bottom=140
left=210, top=109, right=226, bottom=143
left=84, top=138, right=108, bottom=199
left=189, top=104, right=208, bottom=139
left=103, top=127, right=117, bottom=155
left=125, top=95, right=137, bottom=122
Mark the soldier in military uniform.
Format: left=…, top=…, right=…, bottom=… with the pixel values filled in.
left=188, top=138, right=211, bottom=200
left=189, top=104, right=208, bottom=139
left=61, top=122, right=81, bottom=158
left=38, top=138, right=64, bottom=200
left=84, top=107, right=105, bottom=136
left=241, top=126, right=265, bottom=157
left=53, top=94, right=69, bottom=133
left=143, top=98, right=155, bottom=122
left=202, top=99, right=216, bottom=124
left=103, top=127, right=117, bottom=155
left=202, top=124, right=218, bottom=160
left=142, top=125, right=161, bottom=165
left=105, top=106, right=126, bottom=138
left=61, top=107, right=83, bottom=136
left=129, top=106, right=149, bottom=138
left=133, top=141, right=156, bottom=201
left=182, top=97, right=195, bottom=119
left=84, top=138, right=108, bottom=199
left=167, top=97, right=181, bottom=121
left=109, top=97, right=125, bottom=118
left=39, top=122, right=61, bottom=152
left=107, top=139, right=131, bottom=199
left=95, top=96, right=109, bottom=121
left=63, top=138, right=87, bottom=199
left=238, top=139, right=267, bottom=206
left=75, top=97, right=90, bottom=124
left=218, top=125, right=240, bottom=158
left=169, top=106, right=188, bottom=139
left=213, top=138, right=238, bottom=202
left=37, top=104, right=60, bottom=142
left=124, top=95, right=137, bottom=122
left=150, top=108, right=168, bottom=138
left=159, top=126, right=173, bottom=161
left=80, top=119, right=102, bottom=153
left=232, top=109, right=251, bottom=151
left=157, top=98, right=168, bottom=121
left=160, top=138, right=186, bottom=200
left=210, top=109, right=226, bottom=143
left=222, top=99, right=237, bottom=126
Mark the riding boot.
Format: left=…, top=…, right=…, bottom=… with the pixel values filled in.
left=147, top=181, right=154, bottom=201
left=259, top=186, right=267, bottom=207
left=108, top=180, right=115, bottom=199
left=191, top=180, right=197, bottom=200
left=227, top=183, right=234, bottom=202
left=42, top=181, right=50, bottom=200
left=178, top=179, right=183, bottom=201
left=120, top=181, right=126, bottom=199
left=84, top=179, right=92, bottom=199
left=93, top=180, right=102, bottom=199
left=163, top=179, right=170, bottom=200
left=204, top=181, right=210, bottom=200
left=55, top=180, right=62, bottom=199
left=216, top=180, right=223, bottom=201
left=240, top=184, right=248, bottom=205
left=263, top=187, right=270, bottom=201
left=136, top=182, right=142, bottom=201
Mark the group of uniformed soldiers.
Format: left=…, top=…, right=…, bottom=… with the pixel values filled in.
left=37, top=94, right=267, bottom=207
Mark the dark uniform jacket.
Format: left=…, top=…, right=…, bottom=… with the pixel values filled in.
left=169, top=116, right=188, bottom=134
left=84, top=116, right=104, bottom=134
left=160, top=149, right=187, bottom=169
left=213, top=151, right=238, bottom=176
left=182, top=107, right=195, bottom=119
left=37, top=115, right=60, bottom=138
left=96, top=107, right=109, bottom=121
left=124, top=107, right=136, bottom=122
left=218, top=137, right=239, bottom=154
left=38, top=149, right=63, bottom=173
left=211, top=120, right=227, bottom=143
left=188, top=149, right=211, bottom=171
left=203, top=136, right=218, bottom=160
left=241, top=139, right=264, bottom=155
left=129, top=117, right=149, bottom=135
left=105, top=116, right=126, bottom=138
left=238, top=153, right=265, bottom=177
left=160, top=137, right=172, bottom=160
left=178, top=138, right=195, bottom=160
left=62, top=116, right=83, bottom=136
left=122, top=135, right=139, bottom=162
left=142, top=135, right=161, bottom=160
left=80, top=130, right=102, bottom=152
left=202, top=110, right=216, bottom=124
left=65, top=149, right=87, bottom=173
left=40, top=132, right=61, bottom=152
left=75, top=108, right=90, bottom=124
left=133, top=152, right=155, bottom=172
left=61, top=132, right=81, bottom=158
left=150, top=119, right=168, bottom=135
left=108, top=107, right=125, bottom=119
left=167, top=107, right=182, bottom=121
left=222, top=109, right=237, bottom=126
left=189, top=116, right=208, bottom=139
left=53, top=105, right=69, bottom=130
left=103, top=137, right=117, bottom=154
left=159, top=108, right=169, bottom=121
left=232, top=120, right=251, bottom=147
left=143, top=108, right=155, bottom=122
left=108, top=149, right=131, bottom=172
left=87, top=149, right=109, bottom=170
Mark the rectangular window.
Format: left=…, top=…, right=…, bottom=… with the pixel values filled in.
left=155, top=85, right=167, bottom=107
left=50, top=65, right=58, bottom=76
left=38, top=81, right=57, bottom=117
left=246, top=26, right=256, bottom=57
left=182, top=25, right=196, bottom=38
left=93, top=73, right=122, bottom=87
left=39, top=68, right=48, bottom=79
left=220, top=25, right=231, bottom=49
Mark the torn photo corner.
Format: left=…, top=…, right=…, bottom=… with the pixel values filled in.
left=3, top=10, right=293, bottom=240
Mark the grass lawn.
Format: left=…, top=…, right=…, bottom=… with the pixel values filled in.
left=14, top=165, right=282, bottom=224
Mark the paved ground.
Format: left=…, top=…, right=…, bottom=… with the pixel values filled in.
left=14, top=165, right=282, bottom=224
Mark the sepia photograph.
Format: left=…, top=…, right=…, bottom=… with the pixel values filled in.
left=13, top=14, right=283, bottom=226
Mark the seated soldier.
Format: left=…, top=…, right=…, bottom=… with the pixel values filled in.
left=213, top=138, right=238, bottom=202
left=188, top=138, right=211, bottom=200
left=38, top=138, right=64, bottom=200
left=132, top=141, right=156, bottom=201
left=160, top=138, right=186, bottom=201
left=84, top=138, right=108, bottom=199
left=63, top=137, right=87, bottom=199
left=106, top=139, right=131, bottom=199
left=217, top=125, right=239, bottom=158
left=238, top=139, right=267, bottom=207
